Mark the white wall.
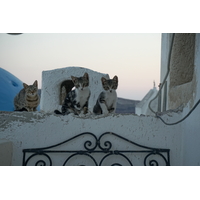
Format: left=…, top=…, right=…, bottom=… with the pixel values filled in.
left=180, top=34, right=200, bottom=165
left=160, top=33, right=200, bottom=166
left=0, top=111, right=182, bottom=166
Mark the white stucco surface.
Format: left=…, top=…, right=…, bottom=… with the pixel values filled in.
left=179, top=34, right=200, bottom=165
left=160, top=33, right=200, bottom=166
left=41, top=67, right=109, bottom=113
left=0, top=111, right=182, bottom=166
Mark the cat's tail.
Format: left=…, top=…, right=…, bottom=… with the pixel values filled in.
left=54, top=110, right=63, bottom=115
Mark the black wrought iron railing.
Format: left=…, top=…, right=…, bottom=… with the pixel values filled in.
left=22, top=132, right=170, bottom=166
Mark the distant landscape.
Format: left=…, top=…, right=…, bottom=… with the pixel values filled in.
left=116, top=97, right=140, bottom=114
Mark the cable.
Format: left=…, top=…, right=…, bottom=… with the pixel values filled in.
left=156, top=99, right=200, bottom=125
left=148, top=33, right=175, bottom=114
left=148, top=33, right=200, bottom=126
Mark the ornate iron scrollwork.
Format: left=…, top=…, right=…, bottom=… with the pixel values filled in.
left=22, top=132, right=170, bottom=166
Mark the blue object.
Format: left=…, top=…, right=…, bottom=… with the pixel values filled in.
left=0, top=68, right=23, bottom=111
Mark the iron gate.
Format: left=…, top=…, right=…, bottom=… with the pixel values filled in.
left=22, top=132, right=170, bottom=166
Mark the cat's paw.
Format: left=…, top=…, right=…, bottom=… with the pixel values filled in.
left=74, top=103, right=81, bottom=111
left=83, top=106, right=88, bottom=114
left=102, top=110, right=109, bottom=116
left=54, top=110, right=66, bottom=115
left=85, top=110, right=92, bottom=116
left=78, top=109, right=88, bottom=117
left=109, top=108, right=115, bottom=113
left=79, top=113, right=85, bottom=117
left=69, top=113, right=76, bottom=117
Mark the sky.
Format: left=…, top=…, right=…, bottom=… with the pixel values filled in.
left=0, top=33, right=161, bottom=100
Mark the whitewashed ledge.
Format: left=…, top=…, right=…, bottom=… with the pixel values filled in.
left=0, top=111, right=182, bottom=166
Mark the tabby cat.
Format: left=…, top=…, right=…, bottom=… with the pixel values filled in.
left=54, top=72, right=90, bottom=116
left=14, top=80, right=40, bottom=111
left=93, top=76, right=118, bottom=115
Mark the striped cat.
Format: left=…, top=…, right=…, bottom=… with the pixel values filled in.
left=14, top=80, right=40, bottom=111
left=93, top=76, right=118, bottom=115
left=54, top=72, right=90, bottom=116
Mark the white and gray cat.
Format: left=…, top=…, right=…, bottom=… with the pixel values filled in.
left=93, top=76, right=118, bottom=115
left=14, top=80, right=40, bottom=111
left=54, top=72, right=90, bottom=116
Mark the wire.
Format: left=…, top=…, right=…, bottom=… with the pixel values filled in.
left=148, top=33, right=200, bottom=126
left=148, top=33, right=175, bottom=114
left=156, top=99, right=200, bottom=125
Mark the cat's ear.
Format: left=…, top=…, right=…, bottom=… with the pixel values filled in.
left=113, top=76, right=118, bottom=82
left=71, top=76, right=77, bottom=83
left=101, top=77, right=107, bottom=83
left=83, top=73, right=89, bottom=80
left=23, top=83, right=28, bottom=89
left=33, top=80, right=38, bottom=87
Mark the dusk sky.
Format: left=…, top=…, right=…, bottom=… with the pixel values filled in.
left=0, top=33, right=161, bottom=100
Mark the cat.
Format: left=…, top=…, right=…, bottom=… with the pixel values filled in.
left=93, top=76, right=118, bottom=115
left=14, top=80, right=40, bottom=112
left=54, top=72, right=90, bottom=116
